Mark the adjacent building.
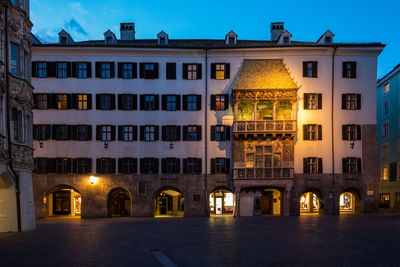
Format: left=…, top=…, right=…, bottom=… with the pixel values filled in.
left=0, top=0, right=36, bottom=232
left=31, top=22, right=384, bottom=218
left=377, top=63, right=400, bottom=209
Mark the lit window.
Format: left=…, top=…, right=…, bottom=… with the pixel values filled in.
left=215, top=95, right=226, bottom=110
left=187, top=64, right=197, bottom=80
left=78, top=94, right=87, bottom=110
left=215, top=64, right=225, bottom=80
left=57, top=94, right=68, bottom=110
left=382, top=167, right=388, bottom=181
left=384, top=83, right=389, bottom=94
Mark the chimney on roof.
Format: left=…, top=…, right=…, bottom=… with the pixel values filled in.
left=270, top=22, right=284, bottom=41
left=120, top=22, right=135, bottom=41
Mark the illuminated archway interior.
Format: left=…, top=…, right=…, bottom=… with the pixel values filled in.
left=209, top=189, right=234, bottom=215
left=155, top=189, right=184, bottom=217
left=339, top=192, right=356, bottom=214
left=300, top=192, right=320, bottom=215
left=109, top=188, right=131, bottom=217
left=45, top=187, right=81, bottom=217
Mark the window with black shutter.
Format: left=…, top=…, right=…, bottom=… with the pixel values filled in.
left=118, top=94, right=137, bottom=110
left=97, top=158, right=116, bottom=174
left=211, top=94, right=229, bottom=110
left=211, top=63, right=230, bottom=80
left=139, top=63, right=158, bottom=79
left=303, top=124, right=322, bottom=140
left=140, top=158, right=159, bottom=174
left=34, top=158, right=48, bottom=174
left=211, top=125, right=230, bottom=141
left=183, top=125, right=201, bottom=141
left=140, top=125, right=158, bottom=142
left=166, top=63, right=176, bottom=80
left=76, top=158, right=92, bottom=174
left=303, top=157, right=322, bottom=174
left=140, top=95, right=158, bottom=110
left=342, top=62, right=357, bottom=78
left=304, top=93, right=322, bottom=110
left=34, top=93, right=49, bottom=110
left=96, top=94, right=115, bottom=110
left=95, top=62, right=114, bottom=79
left=342, top=157, right=359, bottom=174
left=52, top=125, right=71, bottom=141
left=34, top=125, right=50, bottom=140
left=303, top=61, right=318, bottom=78
left=72, top=94, right=90, bottom=110
left=182, top=95, right=201, bottom=111
left=162, top=158, right=180, bottom=174
left=97, top=125, right=115, bottom=141
left=33, top=62, right=48, bottom=78
left=118, top=158, right=137, bottom=174
left=183, top=63, right=201, bottom=80
left=342, top=124, right=361, bottom=141
left=162, top=125, right=181, bottom=142
left=72, top=62, right=90, bottom=78
left=56, top=62, right=71, bottom=78
left=162, top=95, right=180, bottom=111
left=183, top=158, right=202, bottom=174
left=211, top=158, right=229, bottom=174
left=74, top=125, right=91, bottom=141
left=118, top=125, right=137, bottom=141
left=342, top=94, right=361, bottom=110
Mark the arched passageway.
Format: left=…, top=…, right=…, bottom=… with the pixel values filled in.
left=240, top=187, right=283, bottom=216
left=209, top=188, right=234, bottom=216
left=108, top=188, right=132, bottom=217
left=44, top=185, right=81, bottom=218
left=300, top=191, right=322, bottom=215
left=339, top=190, right=361, bottom=214
left=154, top=187, right=184, bottom=217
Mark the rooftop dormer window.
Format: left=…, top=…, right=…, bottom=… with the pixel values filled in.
left=157, top=31, right=169, bottom=45
left=229, top=37, right=235, bottom=44
left=325, top=36, right=332, bottom=44
left=317, top=30, right=334, bottom=44
left=159, top=37, right=166, bottom=45
left=60, top=36, right=67, bottom=44
left=283, top=37, right=289, bottom=44
left=225, top=30, right=237, bottom=45
left=278, top=30, right=292, bottom=44
left=106, top=36, right=112, bottom=44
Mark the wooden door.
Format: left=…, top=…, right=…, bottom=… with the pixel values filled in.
left=262, top=192, right=273, bottom=215
left=53, top=190, right=71, bottom=215
left=159, top=197, right=167, bottom=215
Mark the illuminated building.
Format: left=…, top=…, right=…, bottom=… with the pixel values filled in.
left=0, top=0, right=36, bottom=232
left=31, top=22, right=384, bottom=217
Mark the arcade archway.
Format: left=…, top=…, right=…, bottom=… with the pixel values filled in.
left=44, top=185, right=81, bottom=218
left=209, top=188, right=234, bottom=215
left=108, top=188, right=132, bottom=217
left=339, top=190, right=361, bottom=214
left=154, top=187, right=184, bottom=217
left=300, top=191, right=322, bottom=215
left=239, top=188, right=283, bottom=216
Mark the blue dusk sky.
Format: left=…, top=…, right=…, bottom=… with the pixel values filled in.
left=31, top=0, right=400, bottom=79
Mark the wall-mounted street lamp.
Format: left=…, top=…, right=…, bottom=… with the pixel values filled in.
left=39, top=141, right=44, bottom=148
left=104, top=141, right=109, bottom=149
left=169, top=142, right=173, bottom=149
left=89, top=175, right=99, bottom=185
left=350, top=142, right=355, bottom=149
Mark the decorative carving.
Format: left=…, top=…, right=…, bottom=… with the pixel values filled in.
left=12, top=144, right=33, bottom=166
left=0, top=136, right=8, bottom=160
left=233, top=89, right=297, bottom=103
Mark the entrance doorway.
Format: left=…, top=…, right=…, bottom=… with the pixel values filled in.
left=45, top=186, right=81, bottom=218
left=340, top=191, right=361, bottom=214
left=155, top=188, right=184, bottom=217
left=262, top=191, right=273, bottom=215
left=239, top=188, right=282, bottom=216
left=209, top=189, right=234, bottom=215
left=300, top=192, right=321, bottom=215
left=108, top=188, right=131, bottom=217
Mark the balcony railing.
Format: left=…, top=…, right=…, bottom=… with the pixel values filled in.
left=234, top=168, right=294, bottom=179
left=233, top=120, right=296, bottom=133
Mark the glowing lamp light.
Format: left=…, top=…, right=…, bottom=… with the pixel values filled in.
left=89, top=176, right=99, bottom=185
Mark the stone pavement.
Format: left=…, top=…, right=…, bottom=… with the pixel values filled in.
left=1, top=214, right=400, bottom=266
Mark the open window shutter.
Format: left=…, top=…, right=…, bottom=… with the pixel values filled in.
left=176, top=126, right=181, bottom=141
left=68, top=125, right=75, bottom=140
left=197, top=126, right=202, bottom=140
left=117, top=63, right=123, bottom=78
left=161, top=158, right=166, bottom=173
left=110, top=62, right=115, bottom=78
left=118, top=126, right=123, bottom=141
left=111, top=126, right=116, bottom=140
left=66, top=94, right=72, bottom=109
left=33, top=125, right=37, bottom=140
left=87, top=62, right=92, bottom=77
left=118, top=158, right=122, bottom=174
left=211, top=159, right=216, bottom=174
left=139, top=63, right=144, bottom=78
left=318, top=125, right=322, bottom=140
left=182, top=126, right=188, bottom=141
left=132, top=158, right=138, bottom=173
left=154, top=158, right=159, bottom=173
left=45, top=125, right=51, bottom=140
left=357, top=158, right=362, bottom=173
left=52, top=94, right=58, bottom=109
left=211, top=95, right=216, bottom=110
left=96, top=94, right=101, bottom=110
left=176, top=95, right=181, bottom=110
left=87, top=94, right=92, bottom=109
left=182, top=64, right=188, bottom=79
left=111, top=159, right=116, bottom=173
left=225, top=158, right=230, bottom=174
left=132, top=94, right=137, bottom=110
left=154, top=126, right=159, bottom=141
left=96, top=158, right=101, bottom=173
left=303, top=158, right=309, bottom=173
left=72, top=159, right=78, bottom=173
left=197, top=159, right=202, bottom=174
left=47, top=93, right=52, bottom=109
left=356, top=94, right=361, bottom=110
left=32, top=62, right=38, bottom=77
left=66, top=62, right=72, bottom=77
left=197, top=64, right=202, bottom=79
left=162, top=126, right=167, bottom=141
left=342, top=62, right=347, bottom=78
left=166, top=63, right=176, bottom=80
left=71, top=94, right=77, bottom=109
left=67, top=158, right=73, bottom=173
left=342, top=125, right=346, bottom=140
left=140, top=126, right=145, bottom=141
left=154, top=63, right=159, bottom=79
left=95, top=62, right=101, bottom=78
left=312, top=62, right=317, bottom=78
left=318, top=94, right=322, bottom=109
left=390, top=162, right=397, bottom=181
left=47, top=158, right=56, bottom=173
left=33, top=94, right=38, bottom=108
left=140, top=95, right=144, bottom=110
left=132, top=63, right=137, bottom=78
left=71, top=62, right=77, bottom=77
left=341, top=94, right=346, bottom=109
left=87, top=125, right=92, bottom=140
left=139, top=159, right=144, bottom=173
left=154, top=95, right=160, bottom=110
left=224, top=94, right=229, bottom=110
left=182, top=95, right=188, bottom=110
left=351, top=62, right=357, bottom=78
left=210, top=63, right=216, bottom=79
left=175, top=158, right=180, bottom=174
left=303, top=62, right=307, bottom=77
left=303, top=125, right=308, bottom=140
left=51, top=125, right=57, bottom=140
left=96, top=125, right=101, bottom=140
left=225, top=126, right=231, bottom=141
left=133, top=126, right=138, bottom=140
left=303, top=94, right=308, bottom=110
left=196, top=95, right=202, bottom=110
left=342, top=158, right=347, bottom=173
left=162, top=95, right=167, bottom=110
left=183, top=159, right=188, bottom=173
left=357, top=125, right=362, bottom=140
left=111, top=95, right=116, bottom=110
left=48, top=62, right=56, bottom=77
left=211, top=126, right=216, bottom=141
left=224, top=63, right=230, bottom=79
left=318, top=158, right=323, bottom=173
left=118, top=94, right=122, bottom=110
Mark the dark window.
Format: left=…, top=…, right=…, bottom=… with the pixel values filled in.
left=34, top=125, right=50, bottom=140
left=162, top=125, right=181, bottom=141
left=342, top=62, right=357, bottom=78
left=57, top=94, right=69, bottom=110
left=183, top=158, right=202, bottom=174
left=211, top=125, right=230, bottom=141
left=325, top=36, right=332, bottom=43
left=342, top=124, right=361, bottom=141
left=304, top=93, right=322, bottom=110
left=342, top=94, right=361, bottom=110
left=37, top=62, right=47, bottom=78
left=283, top=37, right=290, bottom=44
left=53, top=125, right=70, bottom=141
left=183, top=63, right=202, bottom=80
left=118, top=158, right=137, bottom=174
left=76, top=158, right=92, bottom=174
left=140, top=63, right=158, bottom=79
left=12, top=109, right=23, bottom=143
left=34, top=158, right=48, bottom=174
left=211, top=94, right=229, bottom=110
left=303, top=124, right=322, bottom=140
left=303, top=61, right=318, bottom=78
left=56, top=158, right=71, bottom=173
left=228, top=36, right=235, bottom=44
left=118, top=94, right=137, bottom=110
left=96, top=94, right=115, bottom=110
left=96, top=158, right=116, bottom=174
left=342, top=157, right=361, bottom=174
left=166, top=63, right=176, bottom=80
left=379, top=193, right=390, bottom=208
left=141, top=95, right=159, bottom=111
left=100, top=125, right=112, bottom=141
left=140, top=158, right=159, bottom=174
left=390, top=162, right=397, bottom=182
left=56, top=62, right=68, bottom=78
left=122, top=126, right=134, bottom=141
left=183, top=125, right=201, bottom=141
left=211, top=158, right=230, bottom=174
left=162, top=158, right=180, bottom=174
left=159, top=37, right=166, bottom=45
left=76, top=62, right=88, bottom=78
left=36, top=94, right=48, bottom=109
left=74, top=125, right=91, bottom=141
left=303, top=157, right=323, bottom=174
left=145, top=126, right=155, bottom=141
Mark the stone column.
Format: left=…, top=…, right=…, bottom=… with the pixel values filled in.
left=284, top=188, right=291, bottom=216
left=234, top=187, right=241, bottom=217
left=290, top=100, right=297, bottom=121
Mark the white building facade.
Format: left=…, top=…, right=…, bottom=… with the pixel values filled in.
left=31, top=22, right=383, bottom=218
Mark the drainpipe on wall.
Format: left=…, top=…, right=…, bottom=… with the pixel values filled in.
left=204, top=44, right=209, bottom=216
left=330, top=45, right=337, bottom=214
